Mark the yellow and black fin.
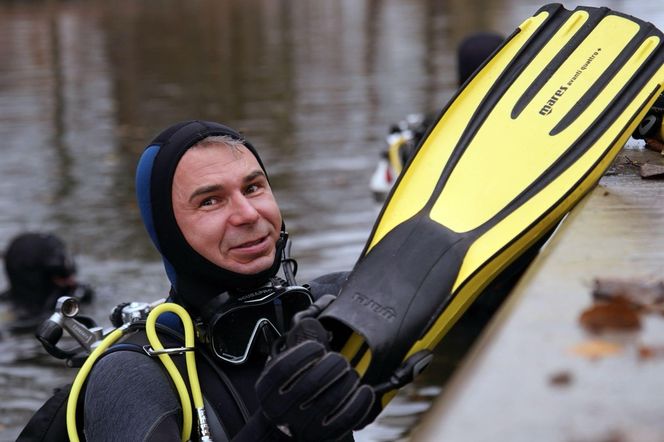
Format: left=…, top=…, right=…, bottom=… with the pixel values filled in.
left=319, top=3, right=664, bottom=410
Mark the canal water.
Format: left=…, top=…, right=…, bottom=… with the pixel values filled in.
left=0, top=0, right=661, bottom=440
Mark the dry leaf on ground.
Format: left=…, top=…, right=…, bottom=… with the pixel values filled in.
left=569, top=340, right=623, bottom=359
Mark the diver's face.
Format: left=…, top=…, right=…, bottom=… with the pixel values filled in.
left=172, top=143, right=282, bottom=275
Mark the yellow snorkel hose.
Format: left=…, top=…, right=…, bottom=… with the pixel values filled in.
left=66, top=303, right=212, bottom=442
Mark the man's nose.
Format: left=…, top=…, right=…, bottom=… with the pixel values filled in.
left=228, top=194, right=260, bottom=225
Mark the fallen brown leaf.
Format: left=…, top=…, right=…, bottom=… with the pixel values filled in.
left=637, top=344, right=664, bottom=360
left=569, top=340, right=623, bottom=359
left=579, top=299, right=641, bottom=332
left=549, top=370, right=573, bottom=386
left=644, top=137, right=664, bottom=153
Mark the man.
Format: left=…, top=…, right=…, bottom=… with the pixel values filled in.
left=83, top=120, right=374, bottom=441
left=1, top=232, right=93, bottom=333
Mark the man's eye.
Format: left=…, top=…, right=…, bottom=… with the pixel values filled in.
left=200, top=197, right=217, bottom=207
left=245, top=184, right=259, bottom=194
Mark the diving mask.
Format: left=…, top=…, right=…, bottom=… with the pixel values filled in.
left=199, top=280, right=313, bottom=364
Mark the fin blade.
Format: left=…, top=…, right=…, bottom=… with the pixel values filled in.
left=321, top=4, right=664, bottom=401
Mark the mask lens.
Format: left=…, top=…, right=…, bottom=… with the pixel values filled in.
left=210, top=287, right=313, bottom=363
left=279, top=288, right=316, bottom=327
left=211, top=306, right=269, bottom=359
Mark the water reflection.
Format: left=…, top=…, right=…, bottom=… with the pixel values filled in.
left=0, top=0, right=661, bottom=440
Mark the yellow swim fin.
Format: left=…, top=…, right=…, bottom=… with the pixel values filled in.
left=319, top=3, right=664, bottom=412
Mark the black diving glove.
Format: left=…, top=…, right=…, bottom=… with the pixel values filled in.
left=255, top=339, right=375, bottom=441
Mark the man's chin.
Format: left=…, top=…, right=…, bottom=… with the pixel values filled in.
left=223, top=254, right=276, bottom=275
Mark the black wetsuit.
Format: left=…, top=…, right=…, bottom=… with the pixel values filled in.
left=111, top=120, right=368, bottom=441
left=83, top=273, right=351, bottom=442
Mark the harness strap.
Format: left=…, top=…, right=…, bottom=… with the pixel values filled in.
left=111, top=324, right=249, bottom=439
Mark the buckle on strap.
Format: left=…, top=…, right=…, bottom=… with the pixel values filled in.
left=143, top=344, right=195, bottom=357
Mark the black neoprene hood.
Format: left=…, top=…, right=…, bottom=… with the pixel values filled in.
left=136, top=120, right=285, bottom=310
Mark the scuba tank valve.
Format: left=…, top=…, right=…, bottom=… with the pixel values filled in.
left=36, top=296, right=165, bottom=367
left=36, top=296, right=107, bottom=365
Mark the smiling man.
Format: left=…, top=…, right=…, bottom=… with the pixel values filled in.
left=171, top=136, right=282, bottom=275
left=81, top=120, right=374, bottom=442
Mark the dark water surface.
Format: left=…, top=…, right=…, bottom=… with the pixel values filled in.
left=0, top=0, right=661, bottom=440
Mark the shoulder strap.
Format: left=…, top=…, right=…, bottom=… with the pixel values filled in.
left=17, top=322, right=251, bottom=442
left=16, top=384, right=76, bottom=442
left=116, top=324, right=250, bottom=439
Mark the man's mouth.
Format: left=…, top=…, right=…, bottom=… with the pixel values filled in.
left=232, top=236, right=267, bottom=250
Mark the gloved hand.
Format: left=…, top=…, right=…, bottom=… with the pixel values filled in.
left=255, top=339, right=375, bottom=441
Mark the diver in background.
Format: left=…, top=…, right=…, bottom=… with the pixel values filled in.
left=1, top=232, right=94, bottom=333
left=632, top=92, right=664, bottom=152
left=456, top=32, right=504, bottom=87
